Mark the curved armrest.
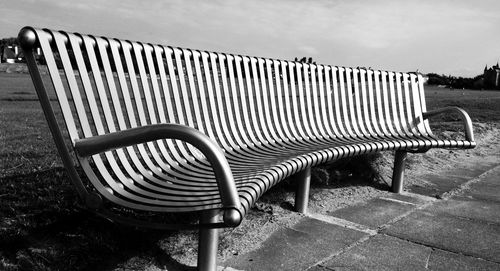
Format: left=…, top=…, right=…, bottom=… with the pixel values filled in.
left=74, top=124, right=242, bottom=227
left=422, top=106, right=474, bottom=142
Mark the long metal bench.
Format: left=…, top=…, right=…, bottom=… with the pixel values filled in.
left=18, top=26, right=476, bottom=271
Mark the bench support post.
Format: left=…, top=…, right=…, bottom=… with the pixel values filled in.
left=391, top=151, right=407, bottom=193
left=295, top=167, right=312, bottom=214
left=198, top=210, right=219, bottom=271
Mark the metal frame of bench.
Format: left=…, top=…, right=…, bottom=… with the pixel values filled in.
left=18, top=26, right=475, bottom=271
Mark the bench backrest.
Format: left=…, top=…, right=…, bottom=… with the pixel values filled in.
left=26, top=28, right=431, bottom=150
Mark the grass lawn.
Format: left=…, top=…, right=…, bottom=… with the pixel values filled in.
left=1, top=71, right=499, bottom=270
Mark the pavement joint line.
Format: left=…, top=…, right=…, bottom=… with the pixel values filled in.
left=424, top=248, right=432, bottom=269
left=307, top=213, right=377, bottom=235
left=376, top=199, right=436, bottom=231
left=304, top=234, right=375, bottom=271
left=378, top=197, right=418, bottom=206
left=382, top=232, right=500, bottom=265
left=398, top=191, right=438, bottom=202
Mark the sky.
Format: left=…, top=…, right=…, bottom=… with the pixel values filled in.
left=1, top=0, right=499, bottom=77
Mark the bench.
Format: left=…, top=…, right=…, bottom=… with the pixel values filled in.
left=18, top=26, right=476, bottom=271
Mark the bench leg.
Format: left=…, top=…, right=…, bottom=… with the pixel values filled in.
left=295, top=167, right=312, bottom=214
left=391, top=151, right=408, bottom=193
left=198, top=210, right=219, bottom=271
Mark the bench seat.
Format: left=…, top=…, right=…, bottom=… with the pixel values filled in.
left=79, top=134, right=474, bottom=215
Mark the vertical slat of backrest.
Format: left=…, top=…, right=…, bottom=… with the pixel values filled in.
left=122, top=42, right=148, bottom=126
left=219, top=54, right=247, bottom=148
left=181, top=49, right=203, bottom=131
left=417, top=74, right=433, bottom=134
left=174, top=49, right=215, bottom=167
left=162, top=47, right=198, bottom=163
left=130, top=42, right=171, bottom=174
left=183, top=49, right=224, bottom=163
left=197, top=52, right=220, bottom=145
left=387, top=72, right=404, bottom=136
left=250, top=57, right=272, bottom=144
left=122, top=41, right=172, bottom=178
left=410, top=74, right=428, bottom=135
left=301, top=64, right=319, bottom=138
left=330, top=67, right=350, bottom=138
left=203, top=52, right=232, bottom=149
left=216, top=53, right=242, bottom=149
left=395, top=72, right=412, bottom=136
left=82, top=36, right=117, bottom=135
left=144, top=45, right=179, bottom=166
left=168, top=48, right=187, bottom=125
left=49, top=32, right=89, bottom=140
left=359, top=69, right=376, bottom=137
left=352, top=69, right=370, bottom=137
left=402, top=73, right=418, bottom=134
left=232, top=56, right=258, bottom=147
left=35, top=30, right=80, bottom=141
left=258, top=58, right=280, bottom=143
left=324, top=66, right=342, bottom=138
left=345, top=68, right=363, bottom=137
left=316, top=65, right=331, bottom=138
left=173, top=49, right=194, bottom=127
left=365, top=70, right=383, bottom=136
left=66, top=34, right=106, bottom=137
left=242, top=57, right=267, bottom=144
left=380, top=71, right=398, bottom=136
left=225, top=55, right=252, bottom=150
left=96, top=38, right=127, bottom=132
left=155, top=47, right=176, bottom=125
left=373, top=71, right=391, bottom=136
left=309, top=64, right=328, bottom=138
left=290, top=62, right=310, bottom=139
left=338, top=68, right=357, bottom=137
left=266, top=60, right=289, bottom=141
left=160, top=45, right=193, bottom=166
left=297, top=63, right=315, bottom=139
left=281, top=61, right=303, bottom=140
left=215, top=53, right=243, bottom=150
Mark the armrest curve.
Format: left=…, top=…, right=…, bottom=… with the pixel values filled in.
left=74, top=123, right=242, bottom=227
left=422, top=106, right=475, bottom=142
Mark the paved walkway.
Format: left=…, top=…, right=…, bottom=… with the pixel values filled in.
left=222, top=163, right=500, bottom=270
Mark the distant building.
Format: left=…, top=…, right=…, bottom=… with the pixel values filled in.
left=484, top=62, right=500, bottom=89
left=2, top=46, right=17, bottom=63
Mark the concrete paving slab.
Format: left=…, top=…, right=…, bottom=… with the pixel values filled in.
left=383, top=210, right=500, bottom=263
left=464, top=170, right=500, bottom=203
left=447, top=163, right=499, bottom=179
left=406, top=163, right=498, bottom=197
left=222, top=217, right=367, bottom=271
left=427, top=197, right=500, bottom=224
left=320, top=234, right=431, bottom=270
left=328, top=198, right=415, bottom=228
left=428, top=248, right=500, bottom=271
left=407, top=174, right=469, bottom=197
